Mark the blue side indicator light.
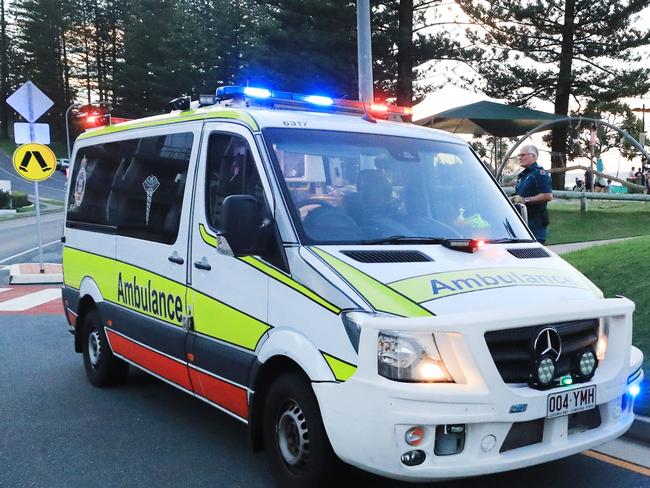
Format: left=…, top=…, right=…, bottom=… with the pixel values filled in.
left=304, top=95, right=334, bottom=106
left=628, top=384, right=641, bottom=398
left=243, top=87, right=271, bottom=99
left=509, top=404, right=528, bottom=413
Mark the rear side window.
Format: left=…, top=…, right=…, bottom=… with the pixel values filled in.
left=66, top=132, right=194, bottom=244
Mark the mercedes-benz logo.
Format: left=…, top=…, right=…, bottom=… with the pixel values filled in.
left=533, top=327, right=562, bottom=361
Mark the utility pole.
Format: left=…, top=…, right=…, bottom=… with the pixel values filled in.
left=0, top=0, right=9, bottom=139
left=356, top=0, right=373, bottom=104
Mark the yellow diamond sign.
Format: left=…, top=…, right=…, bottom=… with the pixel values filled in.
left=12, top=143, right=56, bottom=181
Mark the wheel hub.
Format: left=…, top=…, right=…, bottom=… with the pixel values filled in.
left=88, top=329, right=101, bottom=367
left=277, top=400, right=310, bottom=470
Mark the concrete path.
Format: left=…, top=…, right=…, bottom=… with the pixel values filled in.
left=548, top=237, right=639, bottom=255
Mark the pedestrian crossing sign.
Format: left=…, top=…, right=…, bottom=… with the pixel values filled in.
left=12, top=143, right=56, bottom=181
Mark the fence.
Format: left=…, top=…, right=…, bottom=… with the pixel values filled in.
left=502, top=187, right=650, bottom=213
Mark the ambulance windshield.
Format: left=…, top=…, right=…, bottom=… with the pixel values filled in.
left=264, top=129, right=531, bottom=244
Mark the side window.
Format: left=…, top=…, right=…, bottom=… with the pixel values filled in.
left=67, top=132, right=194, bottom=244
left=205, top=133, right=265, bottom=230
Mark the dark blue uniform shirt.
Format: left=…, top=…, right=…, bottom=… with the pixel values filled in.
left=515, top=162, right=552, bottom=242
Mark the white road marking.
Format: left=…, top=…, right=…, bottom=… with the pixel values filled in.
left=0, top=288, right=61, bottom=311
left=0, top=288, right=10, bottom=293
left=0, top=239, right=60, bottom=264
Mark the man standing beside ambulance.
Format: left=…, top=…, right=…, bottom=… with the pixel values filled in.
left=511, top=144, right=553, bottom=244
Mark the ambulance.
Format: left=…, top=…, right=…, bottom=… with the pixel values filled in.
left=62, top=86, right=644, bottom=487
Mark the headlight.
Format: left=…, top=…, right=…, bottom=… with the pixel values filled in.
left=377, top=331, right=454, bottom=383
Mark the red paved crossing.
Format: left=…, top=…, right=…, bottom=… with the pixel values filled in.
left=0, top=285, right=63, bottom=314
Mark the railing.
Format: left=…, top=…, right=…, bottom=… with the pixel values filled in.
left=502, top=187, right=650, bottom=212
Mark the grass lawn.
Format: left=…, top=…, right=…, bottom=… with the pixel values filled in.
left=563, top=236, right=650, bottom=417
left=547, top=200, right=650, bottom=245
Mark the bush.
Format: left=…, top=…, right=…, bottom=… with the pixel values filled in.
left=0, top=190, right=10, bottom=209
left=11, top=191, right=31, bottom=209
left=0, top=190, right=32, bottom=209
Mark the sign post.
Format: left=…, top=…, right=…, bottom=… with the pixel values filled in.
left=6, top=81, right=54, bottom=273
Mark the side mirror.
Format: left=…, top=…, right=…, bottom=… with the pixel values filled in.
left=514, top=202, right=528, bottom=224
left=220, top=195, right=262, bottom=256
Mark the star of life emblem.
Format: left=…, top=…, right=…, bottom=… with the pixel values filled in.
left=143, top=175, right=160, bottom=225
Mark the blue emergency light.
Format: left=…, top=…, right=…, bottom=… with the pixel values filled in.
left=211, top=85, right=412, bottom=121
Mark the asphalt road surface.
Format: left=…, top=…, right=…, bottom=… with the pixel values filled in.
left=0, top=212, right=63, bottom=265
left=0, top=147, right=68, bottom=201
left=0, top=310, right=648, bottom=488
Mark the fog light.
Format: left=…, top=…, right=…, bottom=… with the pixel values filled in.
left=481, top=434, right=497, bottom=452
left=579, top=351, right=596, bottom=375
left=401, top=449, right=426, bottom=466
left=434, top=424, right=465, bottom=456
left=628, top=384, right=641, bottom=398
left=536, top=357, right=555, bottom=386
left=405, top=426, right=425, bottom=446
left=572, top=349, right=598, bottom=381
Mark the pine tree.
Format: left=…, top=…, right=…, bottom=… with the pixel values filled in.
left=244, top=0, right=359, bottom=98
left=114, top=0, right=195, bottom=117
left=457, top=0, right=650, bottom=189
left=10, top=0, right=77, bottom=139
left=372, top=1, right=471, bottom=106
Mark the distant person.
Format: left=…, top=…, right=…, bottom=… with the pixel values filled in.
left=629, top=167, right=636, bottom=179
left=584, top=169, right=594, bottom=191
left=511, top=144, right=553, bottom=244
left=594, top=158, right=607, bottom=192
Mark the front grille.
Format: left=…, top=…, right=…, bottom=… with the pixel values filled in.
left=485, top=319, right=599, bottom=384
left=507, top=248, right=550, bottom=259
left=500, top=419, right=544, bottom=453
left=568, top=407, right=601, bottom=435
left=340, top=250, right=432, bottom=263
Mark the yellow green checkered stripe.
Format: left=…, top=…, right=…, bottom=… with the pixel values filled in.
left=321, top=352, right=357, bottom=382
left=239, top=256, right=341, bottom=314
left=198, top=225, right=341, bottom=314
left=199, top=223, right=218, bottom=247
left=311, top=248, right=432, bottom=318
left=63, top=247, right=269, bottom=351
left=77, top=107, right=258, bottom=140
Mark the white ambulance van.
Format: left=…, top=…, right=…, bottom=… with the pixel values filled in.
left=62, top=86, right=644, bottom=487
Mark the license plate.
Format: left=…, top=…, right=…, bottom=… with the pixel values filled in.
left=547, top=385, right=597, bottom=419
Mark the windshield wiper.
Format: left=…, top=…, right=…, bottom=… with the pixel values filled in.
left=485, top=238, right=536, bottom=244
left=357, top=235, right=448, bottom=245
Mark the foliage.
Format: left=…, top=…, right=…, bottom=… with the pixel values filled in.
left=0, top=189, right=31, bottom=209
left=456, top=0, right=650, bottom=189
left=562, top=237, right=650, bottom=415
left=243, top=0, right=358, bottom=98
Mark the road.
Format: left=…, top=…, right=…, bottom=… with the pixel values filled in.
left=0, top=147, right=68, bottom=201
left=0, top=212, right=63, bottom=265
left=0, top=311, right=647, bottom=488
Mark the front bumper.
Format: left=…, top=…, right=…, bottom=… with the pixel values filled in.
left=313, top=298, right=643, bottom=481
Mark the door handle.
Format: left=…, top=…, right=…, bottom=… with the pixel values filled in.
left=168, top=252, right=184, bottom=265
left=193, top=257, right=212, bottom=271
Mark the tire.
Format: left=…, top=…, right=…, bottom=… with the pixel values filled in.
left=81, top=309, right=129, bottom=387
left=263, top=372, right=340, bottom=488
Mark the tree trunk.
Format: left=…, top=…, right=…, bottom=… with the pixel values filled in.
left=396, top=0, right=414, bottom=106
left=550, top=0, right=576, bottom=190
left=0, top=0, right=9, bottom=139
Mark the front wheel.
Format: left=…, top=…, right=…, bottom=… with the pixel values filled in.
left=81, top=309, right=129, bottom=387
left=263, top=372, right=340, bottom=488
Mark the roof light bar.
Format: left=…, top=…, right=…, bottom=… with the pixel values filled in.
left=213, top=85, right=412, bottom=121
left=243, top=87, right=271, bottom=99
left=303, top=95, right=334, bottom=106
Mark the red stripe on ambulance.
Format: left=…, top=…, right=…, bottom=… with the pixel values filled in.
left=106, top=329, right=193, bottom=391
left=189, top=367, right=249, bottom=419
